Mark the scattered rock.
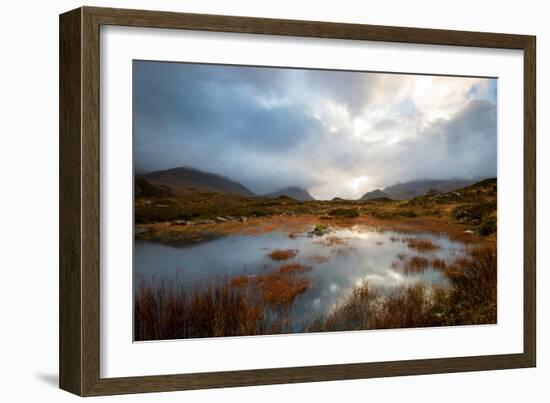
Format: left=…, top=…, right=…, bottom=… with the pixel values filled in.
left=171, top=219, right=188, bottom=226
left=193, top=219, right=216, bottom=225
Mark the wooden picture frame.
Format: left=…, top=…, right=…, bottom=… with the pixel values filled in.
left=59, top=6, right=536, bottom=396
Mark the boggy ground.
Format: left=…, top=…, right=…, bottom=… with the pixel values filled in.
left=134, top=178, right=497, bottom=340
left=135, top=178, right=496, bottom=244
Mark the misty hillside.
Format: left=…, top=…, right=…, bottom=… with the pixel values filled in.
left=263, top=187, right=315, bottom=201
left=362, top=179, right=478, bottom=200
left=361, top=189, right=392, bottom=200
left=140, top=167, right=255, bottom=196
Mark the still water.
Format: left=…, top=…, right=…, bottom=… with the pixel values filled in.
left=134, top=227, right=465, bottom=322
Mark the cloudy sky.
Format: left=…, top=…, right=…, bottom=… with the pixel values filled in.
left=133, top=61, right=497, bottom=200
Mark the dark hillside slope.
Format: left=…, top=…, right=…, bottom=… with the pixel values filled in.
left=140, top=167, right=255, bottom=196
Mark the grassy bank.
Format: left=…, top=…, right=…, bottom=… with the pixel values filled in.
left=134, top=178, right=497, bottom=247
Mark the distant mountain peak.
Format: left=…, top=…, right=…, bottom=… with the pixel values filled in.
left=263, top=186, right=315, bottom=201
left=360, top=189, right=392, bottom=200
left=139, top=166, right=255, bottom=196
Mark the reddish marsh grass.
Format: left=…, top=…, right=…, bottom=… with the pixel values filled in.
left=392, top=255, right=447, bottom=272
left=278, top=263, right=312, bottom=274
left=257, top=263, right=312, bottom=305
left=307, top=282, right=429, bottom=331
left=267, top=249, right=298, bottom=261
left=406, top=237, right=439, bottom=252
left=134, top=264, right=314, bottom=340
left=430, top=258, right=447, bottom=270
left=230, top=275, right=252, bottom=287
left=134, top=279, right=264, bottom=340
left=373, top=284, right=428, bottom=329
left=403, top=256, right=430, bottom=273
left=257, top=273, right=310, bottom=305
left=308, top=281, right=378, bottom=331
left=445, top=246, right=497, bottom=324
left=231, top=263, right=312, bottom=306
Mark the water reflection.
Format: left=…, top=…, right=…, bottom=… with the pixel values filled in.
left=134, top=228, right=465, bottom=323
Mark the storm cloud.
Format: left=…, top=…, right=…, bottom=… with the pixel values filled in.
left=133, top=61, right=497, bottom=199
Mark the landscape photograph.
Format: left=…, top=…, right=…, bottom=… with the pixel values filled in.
left=133, top=61, right=497, bottom=341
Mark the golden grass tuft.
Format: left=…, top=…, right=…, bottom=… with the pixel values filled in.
left=267, top=249, right=298, bottom=261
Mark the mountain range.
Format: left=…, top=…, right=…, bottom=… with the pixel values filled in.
left=138, top=167, right=314, bottom=200
left=361, top=179, right=478, bottom=201
left=138, top=167, right=482, bottom=202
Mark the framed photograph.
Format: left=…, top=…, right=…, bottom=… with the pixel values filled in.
left=59, top=6, right=536, bottom=396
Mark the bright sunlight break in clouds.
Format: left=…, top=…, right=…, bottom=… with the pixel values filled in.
left=133, top=61, right=497, bottom=200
